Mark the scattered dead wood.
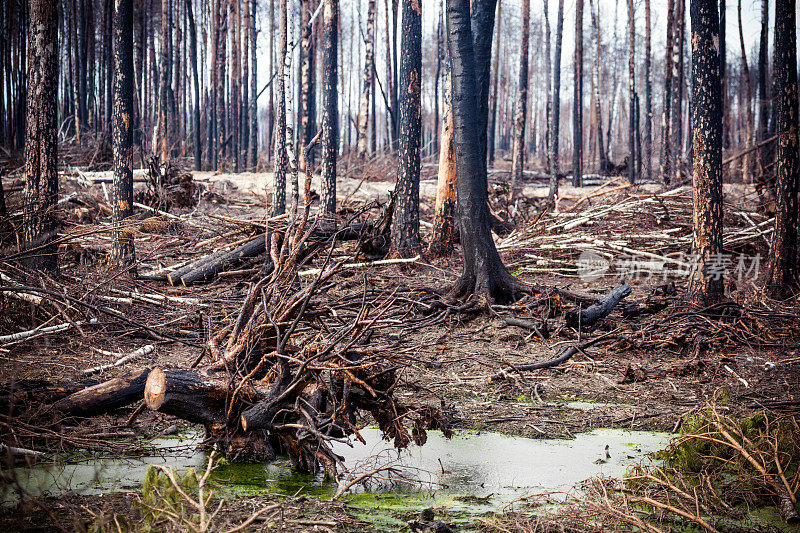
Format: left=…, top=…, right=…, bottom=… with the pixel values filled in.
left=565, top=283, right=631, bottom=331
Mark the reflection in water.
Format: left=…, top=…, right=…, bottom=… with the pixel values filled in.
left=7, top=428, right=670, bottom=509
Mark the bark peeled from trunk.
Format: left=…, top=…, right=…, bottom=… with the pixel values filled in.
left=430, top=59, right=456, bottom=257
left=273, top=0, right=288, bottom=216
left=509, top=0, right=530, bottom=194
left=112, top=0, right=136, bottom=270
left=689, top=0, right=724, bottom=304
left=53, top=368, right=151, bottom=418
left=356, top=0, right=376, bottom=158
left=660, top=0, right=676, bottom=184
left=549, top=0, right=565, bottom=201
left=23, top=0, right=59, bottom=272
left=627, top=0, right=636, bottom=183
left=390, top=0, right=421, bottom=256
left=320, top=0, right=338, bottom=218
left=298, top=0, right=315, bottom=170
left=159, top=0, right=171, bottom=163
left=446, top=0, right=521, bottom=305
left=572, top=0, right=584, bottom=187
left=766, top=0, right=799, bottom=298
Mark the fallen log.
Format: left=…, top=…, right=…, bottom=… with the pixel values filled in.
left=51, top=368, right=152, bottom=417
left=565, top=283, right=631, bottom=331
left=488, top=333, right=614, bottom=381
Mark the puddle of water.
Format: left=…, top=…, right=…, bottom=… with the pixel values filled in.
left=4, top=428, right=670, bottom=512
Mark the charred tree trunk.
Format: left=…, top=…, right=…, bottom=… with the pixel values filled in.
left=214, top=1, right=228, bottom=170
left=766, top=0, right=799, bottom=297
left=390, top=0, right=421, bottom=256
left=737, top=0, right=754, bottom=184
left=187, top=0, right=202, bottom=170
left=668, top=0, right=685, bottom=184
left=446, top=0, right=522, bottom=305
left=23, top=0, right=59, bottom=272
left=470, top=0, right=497, bottom=178
left=231, top=0, right=241, bottom=172
left=627, top=0, right=636, bottom=183
left=572, top=0, right=584, bottom=187
left=273, top=0, right=287, bottom=215
left=544, top=0, right=552, bottom=173
left=112, top=0, right=136, bottom=270
left=320, top=0, right=338, bottom=217
left=298, top=0, right=316, bottom=170
left=549, top=0, right=564, bottom=201
left=719, top=0, right=728, bottom=149
left=249, top=0, right=258, bottom=170
left=486, top=0, right=502, bottom=166
left=660, top=0, right=675, bottom=184
left=689, top=0, right=724, bottom=304
left=643, top=0, right=652, bottom=181
left=356, top=0, right=376, bottom=158
left=588, top=0, right=606, bottom=173
left=159, top=0, right=171, bottom=162
left=509, top=0, right=530, bottom=194
left=756, top=0, right=769, bottom=147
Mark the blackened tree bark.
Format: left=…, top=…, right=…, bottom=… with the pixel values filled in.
left=159, top=0, right=171, bottom=163
left=112, top=0, right=135, bottom=269
left=356, top=0, right=376, bottom=158
left=627, top=0, right=636, bottom=183
left=737, top=0, right=754, bottom=184
left=214, top=1, right=228, bottom=170
left=689, top=0, right=724, bottom=304
left=23, top=0, right=59, bottom=272
left=486, top=0, right=502, bottom=166
left=320, top=0, right=338, bottom=217
left=298, top=0, right=315, bottom=170
left=719, top=0, right=728, bottom=148
left=588, top=0, right=606, bottom=173
left=509, top=0, right=530, bottom=194
left=446, top=0, right=523, bottom=305
left=391, top=0, right=421, bottom=256
left=668, top=0, right=685, bottom=184
left=231, top=0, right=241, bottom=172
left=470, top=0, right=497, bottom=176
left=572, top=0, right=584, bottom=187
left=249, top=0, right=258, bottom=170
left=273, top=0, right=287, bottom=215
left=544, top=0, right=552, bottom=173
left=643, top=0, right=652, bottom=181
left=549, top=0, right=564, bottom=201
left=756, top=0, right=769, bottom=146
left=76, top=0, right=87, bottom=133
left=766, top=0, right=799, bottom=297
left=187, top=0, right=202, bottom=170
left=433, top=6, right=442, bottom=155
left=660, top=0, right=675, bottom=183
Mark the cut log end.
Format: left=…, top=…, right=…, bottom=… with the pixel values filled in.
left=144, top=367, right=167, bottom=410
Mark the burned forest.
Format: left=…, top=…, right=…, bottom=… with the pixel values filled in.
left=1, top=0, right=800, bottom=530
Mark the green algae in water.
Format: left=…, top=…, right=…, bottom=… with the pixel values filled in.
left=9, top=427, right=669, bottom=514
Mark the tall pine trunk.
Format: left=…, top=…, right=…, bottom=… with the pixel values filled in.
left=187, top=0, right=202, bottom=170
left=429, top=64, right=456, bottom=257
left=298, top=0, right=315, bottom=170
left=112, top=0, right=135, bottom=269
left=643, top=0, right=652, bottom=181
left=737, top=0, right=754, bottom=184
left=766, top=0, right=799, bottom=297
left=668, top=0, right=685, bottom=184
left=544, top=0, right=552, bottom=173
left=510, top=0, right=530, bottom=194
left=589, top=0, right=606, bottom=173
left=356, top=0, right=376, bottom=158
left=23, top=0, right=59, bottom=272
left=689, top=0, right=724, bottom=304
left=391, top=0, right=421, bottom=256
left=320, top=0, right=338, bottom=217
left=159, top=0, right=171, bottom=162
left=626, top=0, right=635, bottom=183
left=273, top=0, right=287, bottom=215
left=548, top=0, right=564, bottom=201
left=249, top=0, right=258, bottom=169
left=572, top=0, right=583, bottom=187
left=660, top=0, right=675, bottom=183
left=486, top=0, right=502, bottom=166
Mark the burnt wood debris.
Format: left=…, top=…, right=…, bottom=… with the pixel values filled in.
left=2, top=0, right=800, bottom=522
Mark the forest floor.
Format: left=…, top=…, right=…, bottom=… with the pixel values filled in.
left=1, top=156, right=799, bottom=531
